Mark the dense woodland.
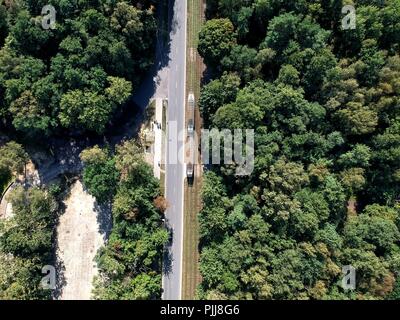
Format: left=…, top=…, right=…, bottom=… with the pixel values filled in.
left=198, top=0, right=400, bottom=299
left=0, top=0, right=156, bottom=136
left=81, top=142, right=168, bottom=299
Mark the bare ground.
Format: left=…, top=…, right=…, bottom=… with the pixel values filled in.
left=55, top=180, right=111, bottom=300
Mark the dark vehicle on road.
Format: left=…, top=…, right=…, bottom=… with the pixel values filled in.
left=186, top=162, right=194, bottom=180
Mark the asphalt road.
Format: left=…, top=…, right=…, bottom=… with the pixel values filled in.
left=162, top=0, right=187, bottom=300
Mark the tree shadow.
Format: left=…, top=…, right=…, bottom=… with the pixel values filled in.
left=94, top=201, right=113, bottom=240
left=162, top=222, right=174, bottom=276
left=133, top=0, right=175, bottom=107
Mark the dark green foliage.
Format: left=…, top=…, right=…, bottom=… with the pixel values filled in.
left=198, top=18, right=237, bottom=68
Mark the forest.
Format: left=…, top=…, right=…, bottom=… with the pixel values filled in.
left=0, top=0, right=156, bottom=136
left=197, top=0, right=400, bottom=299
left=0, top=139, right=168, bottom=299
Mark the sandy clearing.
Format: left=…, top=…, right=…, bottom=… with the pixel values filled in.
left=56, top=180, right=110, bottom=300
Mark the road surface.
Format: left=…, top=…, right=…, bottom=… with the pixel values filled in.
left=162, top=0, right=187, bottom=300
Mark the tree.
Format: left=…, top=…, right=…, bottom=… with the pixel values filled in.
left=388, top=277, right=400, bottom=300
left=315, top=223, right=343, bottom=251
left=335, top=102, right=378, bottom=136
left=236, top=6, right=253, bottom=41
left=93, top=139, right=168, bottom=300
left=110, top=2, right=143, bottom=38
left=198, top=18, right=237, bottom=68
left=106, top=76, right=132, bottom=106
left=199, top=72, right=240, bottom=126
left=199, top=171, right=230, bottom=242
left=267, top=249, right=307, bottom=299
left=0, top=0, right=157, bottom=137
left=276, top=65, right=300, bottom=87
left=340, top=248, right=395, bottom=297
left=0, top=3, right=7, bottom=47
left=221, top=45, right=260, bottom=83
left=381, top=0, right=400, bottom=52
left=198, top=0, right=400, bottom=301
left=213, top=99, right=263, bottom=130
left=303, top=49, right=337, bottom=97
left=9, top=10, right=53, bottom=56
left=338, top=144, right=371, bottom=168
left=340, top=167, right=366, bottom=194
left=59, top=90, right=113, bottom=133
left=291, top=189, right=329, bottom=239
left=115, top=140, right=158, bottom=190
left=344, top=214, right=400, bottom=255
left=261, top=13, right=330, bottom=65
left=355, top=40, right=386, bottom=87
left=264, top=158, right=309, bottom=194
left=0, top=254, right=50, bottom=300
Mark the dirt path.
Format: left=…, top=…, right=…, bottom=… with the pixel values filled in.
left=56, top=180, right=110, bottom=300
